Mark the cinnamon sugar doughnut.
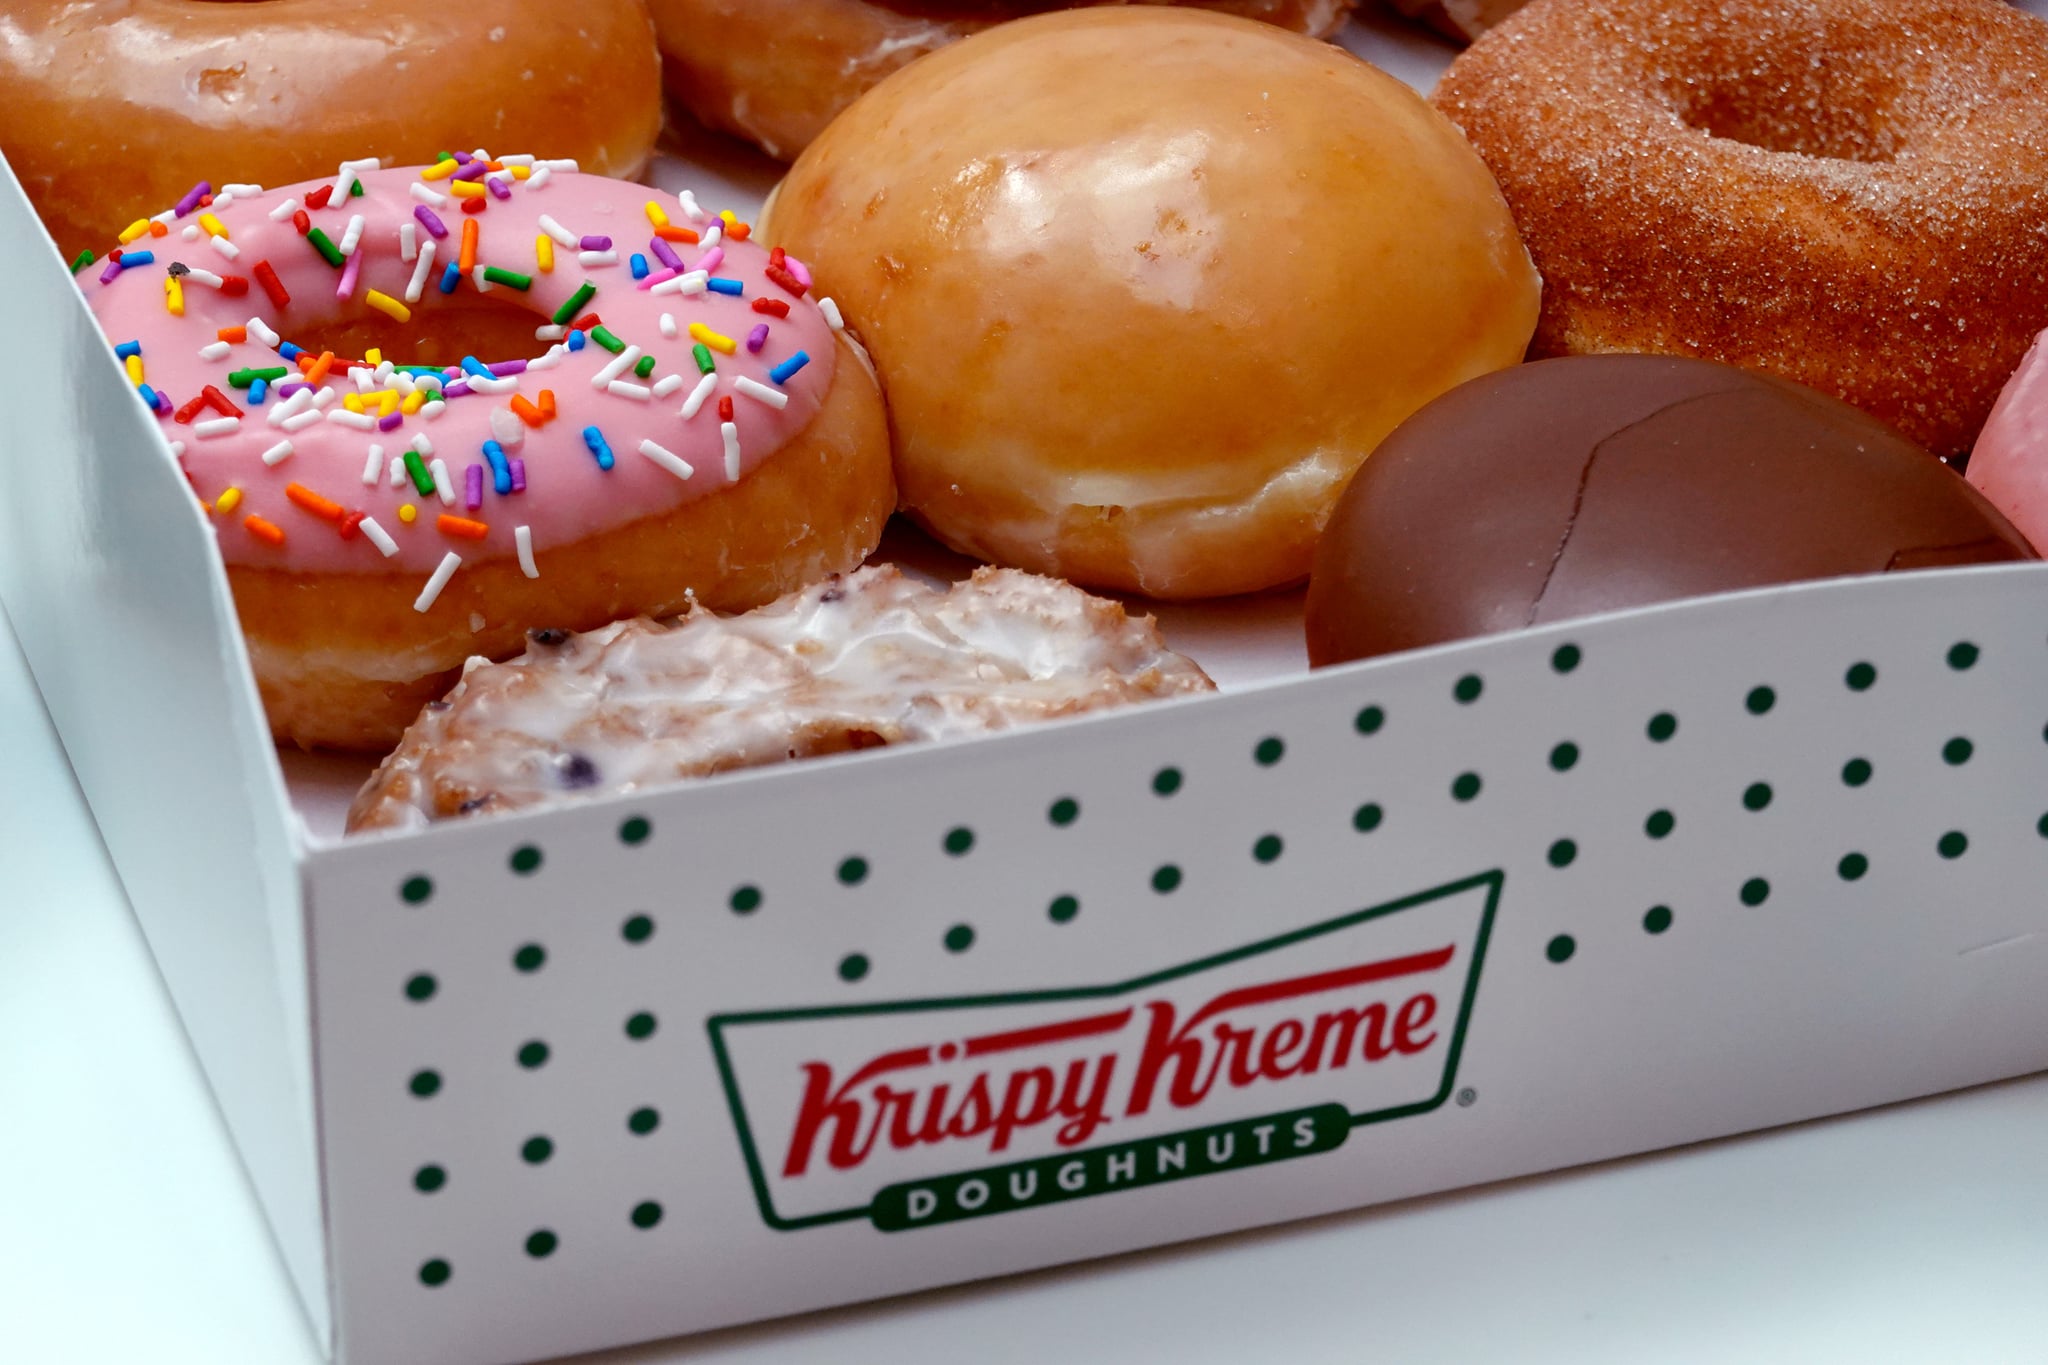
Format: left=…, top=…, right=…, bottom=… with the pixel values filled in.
left=1433, top=0, right=2048, bottom=457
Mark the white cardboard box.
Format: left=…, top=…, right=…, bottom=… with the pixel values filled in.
left=4, top=15, right=2047, bottom=1365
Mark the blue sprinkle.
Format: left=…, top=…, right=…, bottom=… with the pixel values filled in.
left=567, top=330, right=587, bottom=352
left=768, top=350, right=811, bottom=385
left=482, top=439, right=512, bottom=494
left=248, top=378, right=268, bottom=405
left=279, top=342, right=304, bottom=362
left=460, top=355, right=492, bottom=378
left=137, top=383, right=159, bottom=409
left=629, top=253, right=649, bottom=280
left=117, top=250, right=155, bottom=267
left=581, top=426, right=615, bottom=471
left=438, top=262, right=461, bottom=295
left=707, top=277, right=744, bottom=297
left=115, top=339, right=142, bottom=359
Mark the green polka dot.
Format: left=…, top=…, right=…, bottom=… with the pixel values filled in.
left=1647, top=712, right=1678, bottom=743
left=517, top=1041, right=549, bottom=1069
left=1549, top=742, right=1579, bottom=772
left=1048, top=797, right=1079, bottom=827
left=513, top=943, right=546, bottom=972
left=619, top=816, right=651, bottom=845
left=521, top=1136, right=553, bottom=1165
left=1643, top=905, right=1673, bottom=935
left=621, top=915, right=653, bottom=944
left=1454, top=674, right=1483, bottom=704
left=401, top=875, right=433, bottom=905
left=1152, top=864, right=1182, bottom=894
left=525, top=1230, right=557, bottom=1259
left=1551, top=643, right=1581, bottom=674
left=413, top=1164, right=446, bottom=1193
left=1546, top=839, right=1577, bottom=868
left=1842, top=757, right=1874, bottom=786
left=1048, top=895, right=1080, bottom=924
left=943, top=924, right=975, bottom=953
left=1948, top=641, right=1980, bottom=670
left=1451, top=772, right=1482, bottom=802
left=943, top=827, right=975, bottom=857
left=2038, top=812, right=2048, bottom=839
left=1740, top=878, right=1771, bottom=907
left=419, top=1259, right=450, bottom=1288
left=1745, top=686, right=1776, bottom=715
left=729, top=885, right=761, bottom=914
left=510, top=845, right=543, bottom=875
left=1845, top=662, right=1877, bottom=691
left=628, top=1107, right=660, bottom=1135
left=631, top=1201, right=664, bottom=1229
left=1938, top=830, right=1969, bottom=859
left=404, top=973, right=436, bottom=1002
left=1253, top=834, right=1283, bottom=864
left=1645, top=809, right=1675, bottom=839
left=1354, top=705, right=1386, bottom=735
left=1545, top=934, right=1576, bottom=964
left=1942, top=737, right=1973, bottom=765
left=1153, top=766, right=1183, bottom=796
left=1254, top=736, right=1285, bottom=766
left=838, top=953, right=869, bottom=983
left=1838, top=852, right=1869, bottom=881
left=1742, top=782, right=1773, bottom=812
left=625, top=1012, right=657, bottom=1040
left=409, top=1069, right=440, bottom=1098
left=1353, top=802, right=1384, bottom=832
left=837, top=856, right=868, bottom=886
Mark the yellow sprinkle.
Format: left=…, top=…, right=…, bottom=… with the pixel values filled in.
left=118, top=219, right=151, bottom=244
left=449, top=180, right=485, bottom=199
left=401, top=389, right=427, bottom=415
left=420, top=160, right=459, bottom=182
left=214, top=486, right=242, bottom=515
left=398, top=503, right=417, bottom=524
left=198, top=212, right=228, bottom=240
left=536, top=235, right=554, bottom=273
left=124, top=354, right=145, bottom=385
left=688, top=321, right=737, bottom=355
left=164, top=276, right=184, bottom=317
left=376, top=390, right=402, bottom=417
left=510, top=165, right=531, bottom=180
left=720, top=210, right=738, bottom=229
left=343, top=393, right=366, bottom=414
left=365, top=347, right=383, bottom=365
left=645, top=201, right=669, bottom=229
left=365, top=290, right=411, bottom=324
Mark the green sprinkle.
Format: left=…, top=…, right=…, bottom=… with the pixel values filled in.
left=349, top=179, right=365, bottom=197
left=69, top=249, right=94, bottom=275
left=693, top=343, right=716, bottom=374
left=306, top=227, right=345, bottom=268
left=227, top=366, right=289, bottom=388
left=551, top=281, right=596, bottom=326
left=632, top=354, right=656, bottom=380
left=590, top=325, right=626, bottom=354
left=482, top=266, right=533, bottom=291
left=402, top=448, right=435, bottom=497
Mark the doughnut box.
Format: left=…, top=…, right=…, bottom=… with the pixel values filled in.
left=4, top=14, right=2048, bottom=1365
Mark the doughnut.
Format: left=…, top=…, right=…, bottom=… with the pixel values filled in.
left=346, top=563, right=1215, bottom=831
left=766, top=8, right=1539, bottom=599
left=1966, top=326, right=2048, bottom=550
left=0, top=0, right=662, bottom=262
left=1382, top=0, right=1528, bottom=43
left=1432, top=0, right=2048, bottom=458
left=647, top=0, right=1356, bottom=161
left=84, top=157, right=894, bottom=752
left=1306, top=355, right=2036, bottom=667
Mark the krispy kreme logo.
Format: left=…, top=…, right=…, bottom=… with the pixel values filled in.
left=709, top=873, right=1499, bottom=1232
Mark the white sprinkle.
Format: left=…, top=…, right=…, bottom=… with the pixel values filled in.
left=152, top=209, right=178, bottom=226
left=658, top=312, right=678, bottom=339
left=471, top=148, right=491, bottom=162
left=399, top=221, right=418, bottom=263
left=168, top=441, right=186, bottom=458
left=351, top=364, right=377, bottom=393
left=527, top=166, right=553, bottom=191
left=679, top=372, right=718, bottom=419
left=246, top=317, right=280, bottom=348
left=489, top=407, right=526, bottom=449
left=410, top=432, right=434, bottom=456
left=577, top=250, right=618, bottom=268
left=499, top=154, right=536, bottom=167
left=182, top=267, right=224, bottom=288
left=676, top=190, right=708, bottom=223
left=338, top=214, right=366, bottom=257
left=408, top=182, right=448, bottom=209
left=471, top=265, right=495, bottom=293
left=268, top=199, right=299, bottom=222
left=267, top=390, right=312, bottom=425
left=310, top=386, right=338, bottom=409
left=180, top=225, right=201, bottom=242
left=413, top=552, right=461, bottom=613
left=515, top=525, right=538, bottom=578
left=209, top=234, right=240, bottom=261
left=374, top=360, right=396, bottom=385
left=223, top=183, right=263, bottom=197
left=282, top=409, right=324, bottom=433
left=651, top=270, right=708, bottom=297
left=819, top=297, right=845, bottom=331
left=465, top=374, right=519, bottom=395
left=700, top=224, right=722, bottom=251
left=198, top=341, right=231, bottom=362
left=542, top=158, right=580, bottom=173
left=423, top=399, right=447, bottom=421
left=361, top=445, right=384, bottom=485
left=332, top=157, right=378, bottom=203
left=536, top=214, right=578, bottom=247
left=194, top=416, right=241, bottom=439
left=326, top=409, right=378, bottom=430
left=405, top=239, right=437, bottom=304
left=413, top=372, right=443, bottom=394
left=359, top=517, right=399, bottom=557
left=651, top=373, right=685, bottom=398
left=638, top=439, right=694, bottom=481
left=388, top=455, right=406, bottom=487
left=211, top=192, right=236, bottom=211
left=533, top=324, right=566, bottom=342
left=721, top=421, right=742, bottom=480
left=428, top=459, right=454, bottom=505
left=734, top=376, right=789, bottom=410
left=606, top=380, right=652, bottom=401
left=590, top=344, right=644, bottom=390
left=525, top=346, right=563, bottom=372
left=262, top=439, right=295, bottom=466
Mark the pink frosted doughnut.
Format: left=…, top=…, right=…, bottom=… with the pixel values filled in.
left=1967, top=326, right=2048, bottom=554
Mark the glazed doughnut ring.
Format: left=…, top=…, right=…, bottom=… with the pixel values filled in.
left=0, top=0, right=663, bottom=262
left=1433, top=0, right=2048, bottom=457
left=646, top=0, right=1357, bottom=160
left=83, top=159, right=893, bottom=751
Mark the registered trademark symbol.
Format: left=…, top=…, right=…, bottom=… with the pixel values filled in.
left=1456, top=1088, right=1477, bottom=1108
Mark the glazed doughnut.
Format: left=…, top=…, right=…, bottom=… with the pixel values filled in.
left=766, top=8, right=1539, bottom=598
left=0, top=0, right=662, bottom=262
left=347, top=564, right=1215, bottom=831
left=647, top=0, right=1356, bottom=160
left=1432, top=0, right=2048, bottom=458
left=84, top=157, right=893, bottom=752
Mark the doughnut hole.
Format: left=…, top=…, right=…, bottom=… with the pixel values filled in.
left=1670, top=63, right=1903, bottom=164
left=282, top=294, right=551, bottom=370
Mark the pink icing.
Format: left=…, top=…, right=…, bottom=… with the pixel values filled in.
left=87, top=165, right=837, bottom=577
left=1968, top=326, right=2048, bottom=554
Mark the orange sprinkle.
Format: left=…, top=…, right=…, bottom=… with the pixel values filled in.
left=217, top=326, right=247, bottom=344
left=538, top=389, right=556, bottom=419
left=244, top=515, right=285, bottom=547
left=304, top=351, right=336, bottom=386
left=509, top=395, right=546, bottom=428
left=437, top=514, right=489, bottom=540
left=654, top=225, right=700, bottom=245
left=285, top=483, right=345, bottom=523
left=148, top=220, right=169, bottom=238
left=728, top=220, right=751, bottom=241
left=458, top=218, right=479, bottom=274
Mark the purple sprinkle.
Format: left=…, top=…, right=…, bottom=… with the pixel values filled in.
left=452, top=151, right=474, bottom=165
left=378, top=411, right=404, bottom=432
left=443, top=380, right=472, bottom=399
left=277, top=382, right=310, bottom=399
left=454, top=161, right=490, bottom=183
left=413, top=205, right=449, bottom=240
left=153, top=389, right=173, bottom=415
left=692, top=246, right=724, bottom=275
left=649, top=237, right=683, bottom=272
left=487, top=359, right=528, bottom=377
left=509, top=458, right=526, bottom=494
left=746, top=323, right=770, bottom=354
left=486, top=176, right=511, bottom=200
left=579, top=235, right=612, bottom=252
left=636, top=268, right=677, bottom=292
left=464, top=463, right=484, bottom=511
left=98, top=258, right=125, bottom=284
left=173, top=182, right=211, bottom=217
left=786, top=255, right=814, bottom=289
